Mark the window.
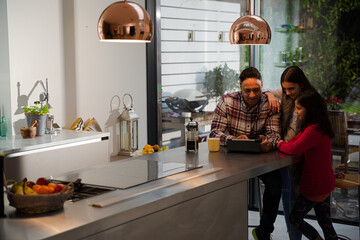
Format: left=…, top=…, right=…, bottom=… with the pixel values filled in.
left=148, top=0, right=249, bottom=148
left=258, top=0, right=360, bottom=225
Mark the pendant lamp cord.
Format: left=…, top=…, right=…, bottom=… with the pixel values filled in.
left=249, top=0, right=261, bottom=16
left=248, top=0, right=262, bottom=16
left=249, top=0, right=252, bottom=15
left=259, top=0, right=261, bottom=16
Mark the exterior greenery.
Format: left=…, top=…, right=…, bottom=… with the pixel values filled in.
left=203, top=63, right=240, bottom=98
left=299, top=0, right=360, bottom=113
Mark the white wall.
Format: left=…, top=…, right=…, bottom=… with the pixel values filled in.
left=7, top=0, right=64, bottom=135
left=4, top=0, right=148, bottom=156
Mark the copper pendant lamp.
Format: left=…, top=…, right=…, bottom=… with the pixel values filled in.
left=98, top=0, right=153, bottom=43
left=229, top=0, right=271, bottom=45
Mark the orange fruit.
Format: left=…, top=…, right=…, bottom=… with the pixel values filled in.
left=143, top=144, right=152, bottom=150
left=48, top=186, right=55, bottom=194
left=48, top=183, right=57, bottom=189
left=38, top=185, right=49, bottom=194
left=32, top=184, right=41, bottom=193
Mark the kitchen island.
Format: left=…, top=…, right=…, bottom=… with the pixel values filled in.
left=0, top=143, right=298, bottom=240
left=0, top=130, right=110, bottom=217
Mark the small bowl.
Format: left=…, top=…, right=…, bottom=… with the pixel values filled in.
left=20, top=127, right=37, bottom=139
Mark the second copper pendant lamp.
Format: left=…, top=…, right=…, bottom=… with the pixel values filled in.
left=98, top=0, right=153, bottom=43
left=229, top=0, right=271, bottom=45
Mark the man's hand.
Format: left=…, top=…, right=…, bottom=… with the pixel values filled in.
left=265, top=92, right=280, bottom=113
left=234, top=135, right=249, bottom=140
left=259, top=135, right=272, bottom=152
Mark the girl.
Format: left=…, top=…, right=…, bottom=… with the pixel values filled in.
left=265, top=65, right=317, bottom=240
left=277, top=90, right=337, bottom=240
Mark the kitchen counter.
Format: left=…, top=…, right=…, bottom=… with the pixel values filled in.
left=0, top=130, right=109, bottom=156
left=0, top=143, right=299, bottom=240
left=0, top=130, right=110, bottom=217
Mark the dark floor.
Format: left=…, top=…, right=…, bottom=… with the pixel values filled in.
left=248, top=210, right=360, bottom=240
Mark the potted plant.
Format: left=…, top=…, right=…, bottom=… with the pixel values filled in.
left=22, top=101, right=49, bottom=136
left=327, top=97, right=343, bottom=111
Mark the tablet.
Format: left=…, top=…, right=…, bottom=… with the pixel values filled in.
left=226, top=138, right=262, bottom=153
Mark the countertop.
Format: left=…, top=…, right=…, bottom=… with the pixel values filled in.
left=0, top=143, right=298, bottom=240
left=0, top=130, right=110, bottom=156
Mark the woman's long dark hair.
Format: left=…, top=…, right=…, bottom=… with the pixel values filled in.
left=296, top=90, right=335, bottom=138
left=280, top=66, right=316, bottom=137
left=281, top=66, right=315, bottom=90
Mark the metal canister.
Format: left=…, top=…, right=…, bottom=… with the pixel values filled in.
left=185, top=118, right=199, bottom=152
left=46, top=114, right=54, bottom=133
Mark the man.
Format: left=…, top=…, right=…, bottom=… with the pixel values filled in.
left=210, top=67, right=282, bottom=240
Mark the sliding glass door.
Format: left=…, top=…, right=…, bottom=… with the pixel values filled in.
left=258, top=0, right=360, bottom=225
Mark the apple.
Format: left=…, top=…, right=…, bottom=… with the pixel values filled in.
left=36, top=177, right=49, bottom=186
left=152, top=144, right=160, bottom=152
left=54, top=184, right=66, bottom=193
left=26, top=181, right=35, bottom=188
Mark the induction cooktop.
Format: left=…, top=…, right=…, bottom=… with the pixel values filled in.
left=53, top=159, right=202, bottom=190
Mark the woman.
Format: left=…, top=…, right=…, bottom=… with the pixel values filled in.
left=266, top=66, right=316, bottom=137
left=265, top=66, right=316, bottom=240
left=277, top=90, right=337, bottom=240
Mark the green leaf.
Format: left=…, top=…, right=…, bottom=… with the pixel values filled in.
left=22, top=102, right=50, bottom=115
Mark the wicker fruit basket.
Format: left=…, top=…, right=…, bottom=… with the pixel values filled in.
left=5, top=180, right=74, bottom=214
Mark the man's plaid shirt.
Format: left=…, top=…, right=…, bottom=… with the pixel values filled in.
left=209, top=92, right=281, bottom=145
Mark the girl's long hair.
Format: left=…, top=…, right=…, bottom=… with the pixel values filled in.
left=296, top=90, right=335, bottom=138
left=280, top=66, right=316, bottom=137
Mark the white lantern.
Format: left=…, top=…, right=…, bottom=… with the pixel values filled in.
left=119, top=94, right=139, bottom=156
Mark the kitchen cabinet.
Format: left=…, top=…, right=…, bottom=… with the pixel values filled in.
left=87, top=181, right=247, bottom=240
